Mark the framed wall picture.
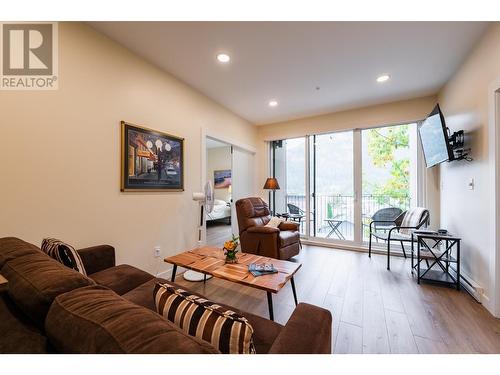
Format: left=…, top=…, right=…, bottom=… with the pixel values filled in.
left=121, top=121, right=184, bottom=192
left=214, top=169, right=232, bottom=189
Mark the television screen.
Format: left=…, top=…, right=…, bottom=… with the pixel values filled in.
left=418, top=105, right=453, bottom=168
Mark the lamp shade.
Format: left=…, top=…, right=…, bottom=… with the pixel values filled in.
left=263, top=177, right=280, bottom=190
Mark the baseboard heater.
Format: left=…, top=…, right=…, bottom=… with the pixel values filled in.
left=455, top=267, right=484, bottom=303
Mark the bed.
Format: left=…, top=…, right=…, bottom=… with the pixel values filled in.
left=206, top=199, right=231, bottom=223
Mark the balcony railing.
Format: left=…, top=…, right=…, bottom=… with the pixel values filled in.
left=284, top=194, right=411, bottom=240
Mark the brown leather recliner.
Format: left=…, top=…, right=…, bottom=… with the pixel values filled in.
left=235, top=197, right=301, bottom=260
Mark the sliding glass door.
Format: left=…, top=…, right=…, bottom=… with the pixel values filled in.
left=310, top=131, right=354, bottom=241
left=270, top=122, right=420, bottom=248
left=361, top=124, right=418, bottom=243
left=272, top=138, right=307, bottom=235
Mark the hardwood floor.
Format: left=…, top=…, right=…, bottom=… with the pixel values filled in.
left=206, top=222, right=232, bottom=248
left=176, top=242, right=500, bottom=354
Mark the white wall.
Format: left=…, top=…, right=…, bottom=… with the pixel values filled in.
left=206, top=146, right=232, bottom=202
left=0, top=22, right=258, bottom=276
left=438, top=23, right=500, bottom=316
left=231, top=147, right=256, bottom=235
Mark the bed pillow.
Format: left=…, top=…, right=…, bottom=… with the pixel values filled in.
left=41, top=238, right=87, bottom=276
left=154, top=282, right=256, bottom=354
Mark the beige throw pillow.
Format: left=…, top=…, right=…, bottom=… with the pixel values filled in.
left=265, top=216, right=284, bottom=228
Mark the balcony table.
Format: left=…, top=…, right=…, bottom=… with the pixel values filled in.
left=324, top=219, right=345, bottom=240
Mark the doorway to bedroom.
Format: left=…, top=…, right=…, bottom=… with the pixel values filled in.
left=206, top=138, right=233, bottom=246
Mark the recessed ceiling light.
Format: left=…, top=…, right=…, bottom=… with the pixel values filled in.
left=268, top=100, right=278, bottom=107
left=216, top=53, right=231, bottom=63
left=376, top=74, right=390, bottom=83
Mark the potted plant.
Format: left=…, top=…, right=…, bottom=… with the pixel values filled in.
left=223, top=235, right=240, bottom=264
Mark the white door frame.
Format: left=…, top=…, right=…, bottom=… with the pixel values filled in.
left=487, top=79, right=500, bottom=317
left=200, top=127, right=256, bottom=245
left=353, top=129, right=363, bottom=245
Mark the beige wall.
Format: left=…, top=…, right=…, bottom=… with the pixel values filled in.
left=437, top=23, right=500, bottom=315
left=256, top=95, right=440, bottom=227
left=207, top=146, right=232, bottom=202
left=0, top=22, right=258, bottom=275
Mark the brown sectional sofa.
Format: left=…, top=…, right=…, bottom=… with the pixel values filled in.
left=0, top=237, right=332, bottom=354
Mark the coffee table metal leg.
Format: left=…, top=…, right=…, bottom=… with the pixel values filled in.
left=171, top=265, right=177, bottom=282
left=267, top=292, right=274, bottom=321
left=291, top=276, right=298, bottom=306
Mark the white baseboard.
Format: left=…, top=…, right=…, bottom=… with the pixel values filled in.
left=156, top=266, right=187, bottom=280
left=155, top=269, right=171, bottom=279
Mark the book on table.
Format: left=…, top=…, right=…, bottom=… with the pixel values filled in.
left=248, top=263, right=278, bottom=277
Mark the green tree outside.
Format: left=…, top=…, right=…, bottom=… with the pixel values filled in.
left=365, top=125, right=410, bottom=207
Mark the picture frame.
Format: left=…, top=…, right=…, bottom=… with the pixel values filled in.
left=121, top=121, right=184, bottom=192
left=214, top=169, right=232, bottom=189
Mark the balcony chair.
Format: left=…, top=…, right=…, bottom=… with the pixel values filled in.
left=368, top=207, right=430, bottom=270
left=364, top=207, right=403, bottom=236
left=236, top=197, right=301, bottom=260
left=286, top=203, right=306, bottom=225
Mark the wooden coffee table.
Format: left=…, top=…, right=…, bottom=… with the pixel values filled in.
left=0, top=274, right=8, bottom=293
left=164, top=247, right=301, bottom=321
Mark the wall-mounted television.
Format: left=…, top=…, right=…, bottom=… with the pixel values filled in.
left=418, top=104, right=454, bottom=168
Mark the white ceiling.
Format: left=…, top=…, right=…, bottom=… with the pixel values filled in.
left=90, top=22, right=489, bottom=125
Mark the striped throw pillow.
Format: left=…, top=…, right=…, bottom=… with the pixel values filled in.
left=154, top=282, right=256, bottom=354
left=41, top=238, right=87, bottom=276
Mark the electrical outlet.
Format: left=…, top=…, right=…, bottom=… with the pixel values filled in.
left=154, top=246, right=161, bottom=258
left=468, top=178, right=475, bottom=190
